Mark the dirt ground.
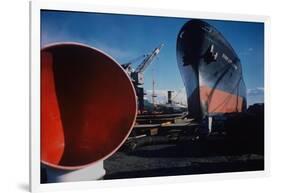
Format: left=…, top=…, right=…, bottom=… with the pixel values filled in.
left=104, top=138, right=264, bottom=179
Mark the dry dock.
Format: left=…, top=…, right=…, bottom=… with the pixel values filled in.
left=104, top=104, right=264, bottom=180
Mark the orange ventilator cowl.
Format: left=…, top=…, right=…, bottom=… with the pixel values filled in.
left=41, top=43, right=137, bottom=170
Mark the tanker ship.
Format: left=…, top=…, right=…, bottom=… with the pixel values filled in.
left=177, top=19, right=247, bottom=119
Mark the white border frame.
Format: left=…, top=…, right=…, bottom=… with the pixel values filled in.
left=30, top=0, right=270, bottom=192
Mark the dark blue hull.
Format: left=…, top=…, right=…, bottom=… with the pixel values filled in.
left=177, top=19, right=247, bottom=119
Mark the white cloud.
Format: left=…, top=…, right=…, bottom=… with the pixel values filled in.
left=248, top=48, right=254, bottom=52
left=143, top=87, right=264, bottom=107
left=247, top=87, right=264, bottom=96
left=239, top=47, right=254, bottom=56
left=144, top=88, right=187, bottom=105
left=247, top=87, right=264, bottom=106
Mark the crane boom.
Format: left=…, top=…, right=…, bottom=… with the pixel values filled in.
left=121, top=44, right=164, bottom=114
left=135, top=44, right=164, bottom=73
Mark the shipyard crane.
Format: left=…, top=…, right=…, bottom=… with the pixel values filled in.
left=135, top=44, right=164, bottom=73
left=122, top=44, right=164, bottom=114
left=126, top=43, right=164, bottom=85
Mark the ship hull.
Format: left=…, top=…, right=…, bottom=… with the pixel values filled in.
left=177, top=19, right=247, bottom=119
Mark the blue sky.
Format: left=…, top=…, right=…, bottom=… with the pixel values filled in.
left=41, top=10, right=264, bottom=106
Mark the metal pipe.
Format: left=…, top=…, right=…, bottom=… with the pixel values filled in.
left=41, top=42, right=137, bottom=170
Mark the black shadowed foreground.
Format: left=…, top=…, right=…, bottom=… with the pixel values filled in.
left=104, top=104, right=264, bottom=180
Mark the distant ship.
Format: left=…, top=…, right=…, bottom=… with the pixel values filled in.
left=177, top=19, right=247, bottom=119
